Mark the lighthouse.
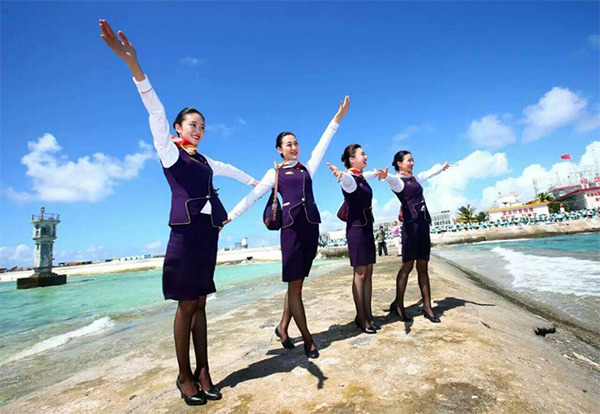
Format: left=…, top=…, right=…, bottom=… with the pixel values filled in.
left=17, top=207, right=67, bottom=289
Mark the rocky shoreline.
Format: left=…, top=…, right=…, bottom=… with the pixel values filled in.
left=1, top=254, right=598, bottom=413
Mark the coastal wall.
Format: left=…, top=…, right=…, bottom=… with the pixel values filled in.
left=431, top=217, right=600, bottom=245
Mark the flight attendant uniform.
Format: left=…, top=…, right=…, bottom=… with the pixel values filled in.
left=228, top=120, right=340, bottom=281
left=134, top=76, right=256, bottom=300
left=386, top=168, right=443, bottom=263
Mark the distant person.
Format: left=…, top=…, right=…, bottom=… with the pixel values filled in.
left=391, top=220, right=401, bottom=256
left=387, top=150, right=449, bottom=323
left=99, top=20, right=258, bottom=406
left=376, top=226, right=388, bottom=256
left=227, top=95, right=350, bottom=359
left=560, top=203, right=566, bottom=214
left=326, top=144, right=402, bottom=334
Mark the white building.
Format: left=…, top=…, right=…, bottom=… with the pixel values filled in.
left=430, top=210, right=455, bottom=227
left=486, top=202, right=550, bottom=222
left=553, top=176, right=600, bottom=210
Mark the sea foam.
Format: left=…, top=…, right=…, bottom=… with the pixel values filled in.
left=491, top=247, right=600, bottom=296
left=4, top=317, right=115, bottom=364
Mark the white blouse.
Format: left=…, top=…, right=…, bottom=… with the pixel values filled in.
left=134, top=76, right=256, bottom=215
left=228, top=120, right=340, bottom=220
left=339, top=169, right=405, bottom=193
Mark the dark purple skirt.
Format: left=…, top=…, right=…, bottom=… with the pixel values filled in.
left=401, top=211, right=431, bottom=263
left=280, top=212, right=319, bottom=282
left=346, top=222, right=376, bottom=267
left=163, top=214, right=219, bottom=300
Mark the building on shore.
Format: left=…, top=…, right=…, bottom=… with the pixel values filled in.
left=17, top=207, right=67, bottom=289
left=430, top=210, right=455, bottom=228
left=486, top=202, right=550, bottom=222
left=550, top=176, right=600, bottom=210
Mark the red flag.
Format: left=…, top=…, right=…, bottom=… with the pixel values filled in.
left=560, top=154, right=571, bottom=160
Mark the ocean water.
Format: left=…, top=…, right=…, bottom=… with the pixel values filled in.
left=433, top=233, right=600, bottom=331
left=0, top=259, right=344, bottom=405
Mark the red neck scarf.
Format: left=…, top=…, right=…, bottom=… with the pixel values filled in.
left=171, top=135, right=197, bottom=155
left=349, top=168, right=363, bottom=177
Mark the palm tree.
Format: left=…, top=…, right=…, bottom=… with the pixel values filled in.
left=476, top=212, right=487, bottom=223
left=534, top=192, right=555, bottom=203
left=457, top=204, right=477, bottom=224
left=534, top=192, right=563, bottom=214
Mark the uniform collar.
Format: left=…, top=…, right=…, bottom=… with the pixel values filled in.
left=280, top=160, right=305, bottom=170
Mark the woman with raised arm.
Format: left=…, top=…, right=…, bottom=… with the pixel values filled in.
left=386, top=150, right=449, bottom=323
left=326, top=144, right=403, bottom=334
left=99, top=20, right=258, bottom=406
left=228, top=96, right=350, bottom=358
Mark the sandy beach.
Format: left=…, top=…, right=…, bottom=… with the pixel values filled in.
left=2, top=254, right=598, bottom=413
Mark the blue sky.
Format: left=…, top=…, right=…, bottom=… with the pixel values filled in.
left=1, top=1, right=599, bottom=267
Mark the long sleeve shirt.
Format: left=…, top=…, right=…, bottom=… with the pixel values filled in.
left=133, top=76, right=256, bottom=215
left=339, top=169, right=404, bottom=193
left=228, top=120, right=339, bottom=220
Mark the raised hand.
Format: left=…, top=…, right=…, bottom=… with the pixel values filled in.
left=376, top=167, right=389, bottom=180
left=441, top=161, right=451, bottom=171
left=326, top=162, right=344, bottom=180
left=333, top=95, right=350, bottom=123
left=99, top=19, right=144, bottom=80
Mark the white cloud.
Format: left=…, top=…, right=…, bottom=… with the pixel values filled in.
left=392, top=124, right=434, bottom=147
left=424, top=151, right=509, bottom=213
left=467, top=114, right=516, bottom=149
left=0, top=244, right=34, bottom=268
left=480, top=141, right=600, bottom=209
left=522, top=87, right=587, bottom=142
left=145, top=240, right=163, bottom=252
left=6, top=134, right=155, bottom=203
left=319, top=209, right=345, bottom=233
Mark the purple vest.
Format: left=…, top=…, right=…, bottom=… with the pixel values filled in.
left=394, top=176, right=432, bottom=223
left=278, top=165, right=321, bottom=228
left=342, top=175, right=374, bottom=227
left=162, top=149, right=227, bottom=227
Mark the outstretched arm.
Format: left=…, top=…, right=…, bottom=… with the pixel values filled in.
left=205, top=156, right=257, bottom=186
left=385, top=173, right=405, bottom=193
left=327, top=162, right=357, bottom=193
left=99, top=20, right=179, bottom=168
left=228, top=169, right=276, bottom=221
left=306, top=96, right=350, bottom=176
left=417, top=161, right=450, bottom=182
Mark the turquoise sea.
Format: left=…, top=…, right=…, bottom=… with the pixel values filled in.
left=433, top=232, right=600, bottom=331
left=0, top=259, right=345, bottom=405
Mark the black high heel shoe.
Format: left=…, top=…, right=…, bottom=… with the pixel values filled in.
left=423, top=310, right=441, bottom=323
left=304, top=342, right=319, bottom=359
left=389, top=302, right=413, bottom=322
left=193, top=370, right=222, bottom=401
left=354, top=318, right=377, bottom=334
left=370, top=322, right=382, bottom=330
left=176, top=378, right=207, bottom=406
left=275, top=326, right=295, bottom=349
